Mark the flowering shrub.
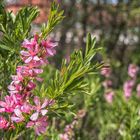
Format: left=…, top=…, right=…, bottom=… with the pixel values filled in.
left=0, top=1, right=140, bottom=140
left=87, top=64, right=140, bottom=139
left=0, top=2, right=101, bottom=139
left=0, top=34, right=57, bottom=135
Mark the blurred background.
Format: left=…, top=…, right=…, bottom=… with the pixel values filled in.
left=5, top=0, right=140, bottom=87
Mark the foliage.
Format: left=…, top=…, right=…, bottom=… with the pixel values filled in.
left=0, top=1, right=140, bottom=140
left=41, top=2, right=64, bottom=39
left=0, top=2, right=39, bottom=91
left=0, top=2, right=101, bottom=140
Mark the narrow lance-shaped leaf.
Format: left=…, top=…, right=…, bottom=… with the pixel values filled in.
left=0, top=6, right=39, bottom=53
left=41, top=2, right=64, bottom=39
left=45, top=33, right=102, bottom=99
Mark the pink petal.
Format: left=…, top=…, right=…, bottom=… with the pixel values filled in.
left=30, top=112, right=39, bottom=121
left=20, top=51, right=30, bottom=56
left=26, top=121, right=34, bottom=128
left=27, top=81, right=36, bottom=91
left=12, top=95, right=17, bottom=104
left=22, top=39, right=31, bottom=47
left=34, top=96, right=40, bottom=106
left=33, top=69, right=43, bottom=74
left=46, top=48, right=54, bottom=56
left=41, top=99, right=49, bottom=108
left=28, top=69, right=33, bottom=75
left=46, top=40, right=57, bottom=48
left=0, top=101, right=6, bottom=107
left=9, top=90, right=18, bottom=94
left=4, top=96, right=11, bottom=103
left=0, top=108, right=5, bottom=112
left=8, top=85, right=15, bottom=91
left=21, top=103, right=31, bottom=113
left=14, top=108, right=22, bottom=117
left=25, top=57, right=32, bottom=63
left=35, top=127, right=41, bottom=135
left=11, top=117, right=21, bottom=122
left=36, top=77, right=43, bottom=82
left=38, top=126, right=46, bottom=133
left=41, top=109, right=48, bottom=116
left=59, top=133, right=69, bottom=140
left=33, top=56, right=40, bottom=61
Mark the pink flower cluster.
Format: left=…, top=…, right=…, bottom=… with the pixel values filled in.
left=101, top=64, right=139, bottom=101
left=101, top=66, right=111, bottom=78
left=59, top=109, right=86, bottom=140
left=0, top=34, right=56, bottom=135
left=128, top=64, right=139, bottom=78
left=104, top=91, right=114, bottom=104
left=101, top=66, right=112, bottom=90
left=123, top=80, right=135, bottom=99
left=101, top=65, right=114, bottom=104
left=123, top=64, right=139, bottom=99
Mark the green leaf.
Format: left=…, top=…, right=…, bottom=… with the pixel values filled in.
left=0, top=44, right=14, bottom=51
left=41, top=2, right=64, bottom=39
left=45, top=33, right=102, bottom=99
left=14, top=6, right=39, bottom=39
left=0, top=6, right=39, bottom=53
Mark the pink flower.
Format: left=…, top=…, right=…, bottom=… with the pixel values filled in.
left=104, top=91, right=114, bottom=103
left=28, top=59, right=46, bottom=68
left=22, top=37, right=38, bottom=50
left=26, top=81, right=36, bottom=91
left=64, top=125, right=72, bottom=132
left=42, top=40, right=57, bottom=56
left=30, top=96, right=49, bottom=121
left=76, top=109, right=86, bottom=118
left=16, top=66, right=43, bottom=78
left=0, top=34, right=57, bottom=131
left=101, top=66, right=111, bottom=77
left=9, top=123, right=15, bottom=130
left=59, top=133, right=69, bottom=140
left=21, top=36, right=51, bottom=67
left=11, top=74, right=23, bottom=83
left=16, top=66, right=30, bottom=77
left=0, top=116, right=9, bottom=129
left=0, top=94, right=22, bottom=113
left=21, top=102, right=32, bottom=114
left=128, top=64, right=139, bottom=78
left=11, top=108, right=24, bottom=123
left=123, top=80, right=135, bottom=99
left=26, top=117, right=48, bottom=135
left=21, top=50, right=40, bottom=64
left=8, top=82, right=23, bottom=94
left=102, top=80, right=112, bottom=89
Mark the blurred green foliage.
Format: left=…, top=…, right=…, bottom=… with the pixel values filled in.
left=53, top=0, right=140, bottom=87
